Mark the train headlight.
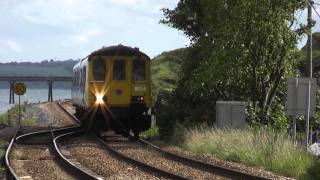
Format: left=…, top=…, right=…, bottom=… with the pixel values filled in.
left=95, top=94, right=104, bottom=104
left=131, top=96, right=144, bottom=102
left=134, top=86, right=146, bottom=93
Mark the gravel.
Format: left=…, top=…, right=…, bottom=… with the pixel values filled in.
left=36, top=102, right=77, bottom=127
left=10, top=145, right=75, bottom=180
left=59, top=101, right=75, bottom=115
left=150, top=141, right=293, bottom=180
left=61, top=137, right=161, bottom=180
left=105, top=136, right=228, bottom=180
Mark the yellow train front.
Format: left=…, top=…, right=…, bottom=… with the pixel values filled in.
left=72, top=45, right=152, bottom=136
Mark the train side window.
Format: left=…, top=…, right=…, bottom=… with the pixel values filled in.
left=133, top=58, right=146, bottom=81
left=83, top=66, right=86, bottom=83
left=113, top=60, right=126, bottom=80
left=93, top=56, right=106, bottom=81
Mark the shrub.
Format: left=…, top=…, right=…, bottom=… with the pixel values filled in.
left=141, top=119, right=159, bottom=139
left=0, top=139, right=8, bottom=176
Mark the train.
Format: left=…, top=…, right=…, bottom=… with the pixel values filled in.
left=71, top=45, right=152, bottom=137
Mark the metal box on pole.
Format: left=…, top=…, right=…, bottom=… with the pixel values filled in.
left=216, top=101, right=246, bottom=129
left=286, top=77, right=317, bottom=147
left=287, top=78, right=316, bottom=116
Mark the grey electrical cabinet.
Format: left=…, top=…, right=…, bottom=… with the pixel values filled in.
left=216, top=101, right=246, bottom=128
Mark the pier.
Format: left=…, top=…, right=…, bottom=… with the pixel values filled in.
left=0, top=76, right=72, bottom=103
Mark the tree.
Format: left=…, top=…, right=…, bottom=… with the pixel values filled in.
left=162, top=0, right=308, bottom=126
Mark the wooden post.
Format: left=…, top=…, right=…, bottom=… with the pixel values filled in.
left=48, top=80, right=53, bottom=102
left=9, top=81, right=12, bottom=104
left=9, top=81, right=15, bottom=104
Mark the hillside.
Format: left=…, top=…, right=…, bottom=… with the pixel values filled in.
left=299, top=32, right=320, bottom=74
left=0, top=49, right=187, bottom=91
left=0, top=59, right=78, bottom=89
left=151, top=48, right=187, bottom=101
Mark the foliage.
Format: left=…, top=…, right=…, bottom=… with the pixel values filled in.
left=180, top=125, right=318, bottom=179
left=151, top=48, right=187, bottom=103
left=0, top=139, right=8, bottom=176
left=155, top=99, right=180, bottom=139
left=160, top=0, right=309, bottom=129
left=0, top=114, right=9, bottom=125
left=297, top=32, right=320, bottom=74
left=140, top=117, right=160, bottom=139
left=140, top=126, right=159, bottom=139
left=0, top=102, right=37, bottom=126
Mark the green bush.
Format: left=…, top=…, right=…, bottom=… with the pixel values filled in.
left=140, top=117, right=159, bottom=139
left=0, top=101, right=36, bottom=126
left=0, top=139, right=8, bottom=176
left=179, top=126, right=318, bottom=179
left=141, top=126, right=159, bottom=139
left=0, top=114, right=9, bottom=125
left=155, top=102, right=180, bottom=139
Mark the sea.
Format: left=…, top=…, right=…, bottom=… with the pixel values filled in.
left=0, top=89, right=71, bottom=114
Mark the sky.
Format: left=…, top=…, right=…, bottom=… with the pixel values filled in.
left=1, top=1, right=320, bottom=63
left=0, top=0, right=189, bottom=62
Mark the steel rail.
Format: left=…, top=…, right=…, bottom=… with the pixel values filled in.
left=5, top=126, right=82, bottom=180
left=5, top=126, right=21, bottom=180
left=15, top=101, right=80, bottom=144
left=139, top=138, right=269, bottom=180
left=53, top=132, right=100, bottom=180
left=54, top=100, right=267, bottom=179
left=4, top=100, right=82, bottom=180
left=55, top=101, right=80, bottom=124
left=96, top=136, right=189, bottom=180
left=52, top=100, right=99, bottom=179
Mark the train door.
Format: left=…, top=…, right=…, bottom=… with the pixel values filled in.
left=109, top=58, right=131, bottom=106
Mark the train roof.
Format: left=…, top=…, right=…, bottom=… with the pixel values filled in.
left=90, top=45, right=150, bottom=60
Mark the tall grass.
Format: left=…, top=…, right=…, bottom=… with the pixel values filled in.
left=180, top=126, right=319, bottom=179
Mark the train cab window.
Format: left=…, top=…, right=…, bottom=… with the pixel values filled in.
left=113, top=60, right=126, bottom=80
left=93, top=57, right=106, bottom=81
left=133, top=58, right=146, bottom=81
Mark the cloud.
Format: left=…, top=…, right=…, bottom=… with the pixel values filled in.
left=72, top=28, right=105, bottom=44
left=109, top=0, right=141, bottom=6
left=3, top=40, right=23, bottom=53
left=0, top=0, right=189, bottom=61
left=9, top=0, right=97, bottom=26
left=2, top=0, right=178, bottom=28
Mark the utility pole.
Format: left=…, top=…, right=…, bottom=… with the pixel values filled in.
left=308, top=1, right=313, bottom=78
left=306, top=0, right=313, bottom=148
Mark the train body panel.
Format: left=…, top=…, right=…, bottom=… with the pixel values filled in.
left=71, top=45, right=152, bottom=135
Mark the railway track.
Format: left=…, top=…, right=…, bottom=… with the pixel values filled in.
left=54, top=131, right=191, bottom=179
left=101, top=135, right=269, bottom=180
left=4, top=101, right=97, bottom=180
left=137, top=138, right=269, bottom=180
left=54, top=132, right=160, bottom=179
left=52, top=101, right=271, bottom=179
left=6, top=100, right=271, bottom=179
